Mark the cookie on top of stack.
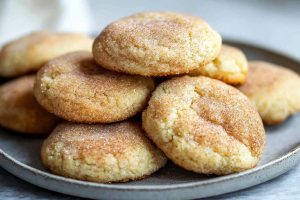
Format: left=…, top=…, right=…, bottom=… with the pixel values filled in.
left=1, top=11, right=300, bottom=183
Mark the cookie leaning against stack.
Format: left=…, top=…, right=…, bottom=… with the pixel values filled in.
left=142, top=76, right=265, bottom=175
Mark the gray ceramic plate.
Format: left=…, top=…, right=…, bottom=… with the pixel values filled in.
left=0, top=41, right=300, bottom=200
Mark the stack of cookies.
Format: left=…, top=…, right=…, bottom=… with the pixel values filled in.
left=1, top=12, right=300, bottom=183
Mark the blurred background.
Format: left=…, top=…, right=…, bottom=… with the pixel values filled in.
left=0, top=0, right=299, bottom=60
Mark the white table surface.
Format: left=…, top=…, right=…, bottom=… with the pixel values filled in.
left=0, top=0, right=300, bottom=199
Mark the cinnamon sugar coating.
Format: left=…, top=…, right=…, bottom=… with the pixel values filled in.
left=0, top=32, right=93, bottom=77
left=238, top=61, right=300, bottom=125
left=34, top=51, right=155, bottom=123
left=0, top=75, right=60, bottom=134
left=189, top=45, right=248, bottom=85
left=41, top=121, right=167, bottom=183
left=93, top=12, right=221, bottom=76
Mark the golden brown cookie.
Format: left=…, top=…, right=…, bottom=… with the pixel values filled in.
left=0, top=32, right=93, bottom=77
left=189, top=45, right=248, bottom=85
left=0, top=75, right=60, bottom=134
left=143, top=76, right=265, bottom=175
left=93, top=12, right=222, bottom=76
left=34, top=51, right=155, bottom=123
left=41, top=121, right=167, bottom=183
left=238, top=61, right=300, bottom=125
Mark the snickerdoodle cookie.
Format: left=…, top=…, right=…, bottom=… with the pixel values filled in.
left=41, top=121, right=167, bottom=183
left=189, top=45, right=248, bottom=85
left=93, top=12, right=222, bottom=76
left=0, top=32, right=93, bottom=77
left=142, top=76, right=265, bottom=175
left=0, top=75, right=60, bottom=134
left=34, top=51, right=155, bottom=123
left=238, top=61, right=300, bottom=125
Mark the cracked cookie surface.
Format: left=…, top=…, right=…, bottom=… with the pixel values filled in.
left=41, top=121, right=167, bottom=183
left=34, top=51, right=155, bottom=123
left=0, top=75, right=60, bottom=134
left=93, top=12, right=222, bottom=76
left=0, top=32, right=93, bottom=77
left=142, top=76, right=265, bottom=175
left=238, top=61, right=300, bottom=125
left=189, top=45, right=248, bottom=85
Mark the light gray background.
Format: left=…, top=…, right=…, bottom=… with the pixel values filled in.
left=0, top=0, right=300, bottom=199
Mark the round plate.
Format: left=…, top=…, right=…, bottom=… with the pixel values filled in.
left=1, top=41, right=300, bottom=200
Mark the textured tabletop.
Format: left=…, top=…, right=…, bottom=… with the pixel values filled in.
left=0, top=0, right=300, bottom=199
